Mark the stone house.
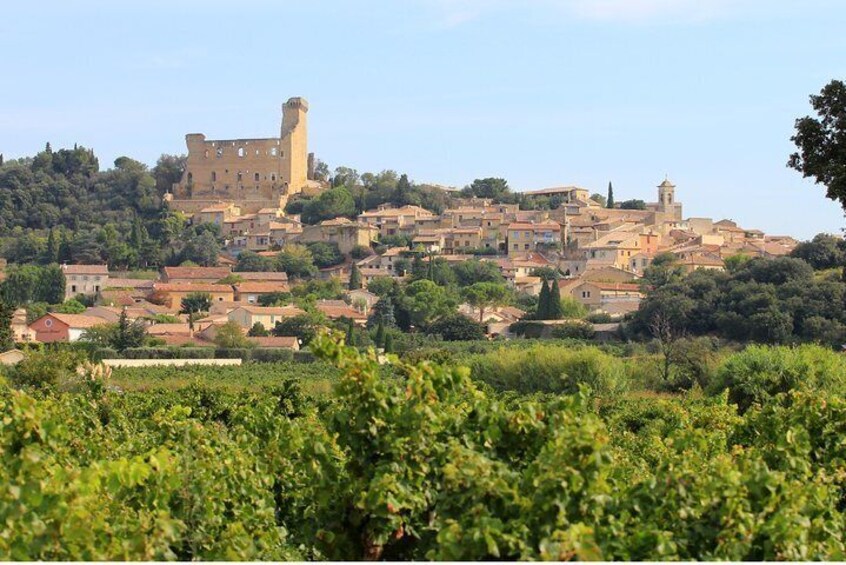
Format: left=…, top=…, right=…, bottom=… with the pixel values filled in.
left=62, top=264, right=110, bottom=300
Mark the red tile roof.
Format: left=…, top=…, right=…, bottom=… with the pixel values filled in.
left=62, top=264, right=109, bottom=275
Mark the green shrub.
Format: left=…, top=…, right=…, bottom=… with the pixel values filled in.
left=214, top=347, right=252, bottom=360
left=713, top=344, right=846, bottom=412
left=250, top=348, right=295, bottom=363
left=466, top=344, right=626, bottom=395
left=550, top=321, right=595, bottom=340
left=122, top=347, right=215, bottom=360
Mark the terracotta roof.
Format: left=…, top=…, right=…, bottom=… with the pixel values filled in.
left=153, top=283, right=234, bottom=293
left=232, top=305, right=306, bottom=316
left=147, top=323, right=193, bottom=335
left=62, top=264, right=109, bottom=275
left=43, top=313, right=107, bottom=328
left=237, top=271, right=289, bottom=282
left=162, top=266, right=232, bottom=281
left=234, top=282, right=290, bottom=293
left=250, top=336, right=299, bottom=348
left=103, top=278, right=155, bottom=289
left=316, top=301, right=367, bottom=320
left=507, top=222, right=561, bottom=231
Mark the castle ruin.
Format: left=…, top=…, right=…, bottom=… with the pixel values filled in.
left=169, top=97, right=322, bottom=214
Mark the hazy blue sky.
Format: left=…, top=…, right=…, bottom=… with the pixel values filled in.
left=2, top=0, right=845, bottom=238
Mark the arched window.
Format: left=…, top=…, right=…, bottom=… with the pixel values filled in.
left=238, top=147, right=245, bottom=157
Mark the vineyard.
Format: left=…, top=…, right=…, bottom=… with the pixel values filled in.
left=3, top=333, right=846, bottom=560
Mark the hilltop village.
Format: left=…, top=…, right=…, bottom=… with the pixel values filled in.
left=2, top=97, right=801, bottom=350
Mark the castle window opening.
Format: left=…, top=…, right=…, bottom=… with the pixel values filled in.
left=204, top=150, right=209, bottom=159
left=254, top=172, right=260, bottom=182
left=237, top=172, right=243, bottom=182
left=238, top=147, right=245, bottom=157
left=271, top=173, right=277, bottom=182
left=211, top=171, right=217, bottom=182
left=187, top=172, right=193, bottom=183
left=270, top=147, right=278, bottom=156
left=216, top=148, right=223, bottom=158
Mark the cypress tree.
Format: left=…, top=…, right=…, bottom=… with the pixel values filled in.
left=383, top=332, right=394, bottom=353
left=375, top=321, right=386, bottom=349
left=45, top=229, right=59, bottom=264
left=537, top=279, right=551, bottom=320
left=0, top=300, right=14, bottom=352
left=426, top=254, right=434, bottom=281
left=547, top=276, right=564, bottom=320
left=607, top=181, right=615, bottom=209
left=349, top=263, right=362, bottom=290
left=345, top=317, right=355, bottom=346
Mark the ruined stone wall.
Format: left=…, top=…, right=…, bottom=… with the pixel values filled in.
left=172, top=97, right=308, bottom=211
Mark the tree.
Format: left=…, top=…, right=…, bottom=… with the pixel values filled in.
left=788, top=80, right=846, bottom=210
left=366, top=277, right=398, bottom=297
left=547, top=276, right=564, bottom=320
left=383, top=331, right=394, bottom=353
left=112, top=309, right=147, bottom=351
left=54, top=299, right=86, bottom=314
left=790, top=233, right=846, bottom=270
left=273, top=313, right=323, bottom=344
left=248, top=321, right=269, bottom=337
left=428, top=313, right=486, bottom=341
left=181, top=230, right=219, bottom=267
left=618, top=199, right=647, bottom=210
left=452, top=259, right=504, bottom=286
left=349, top=263, right=362, bottom=290
left=0, top=300, right=14, bottom=351
left=152, top=154, right=187, bottom=195
left=536, top=279, right=551, bottom=320
left=301, top=187, right=356, bottom=224
left=606, top=181, right=615, bottom=208
left=344, top=317, right=356, bottom=347
left=258, top=292, right=292, bottom=307
left=367, top=296, right=396, bottom=329
left=307, top=242, right=343, bottom=268
left=462, top=178, right=510, bottom=200
left=214, top=320, right=253, bottom=348
left=235, top=250, right=275, bottom=272
left=374, top=320, right=386, bottom=349
left=180, top=292, right=211, bottom=332
left=590, top=193, right=607, bottom=207
left=404, top=279, right=457, bottom=328
left=276, top=245, right=317, bottom=279
left=642, top=252, right=685, bottom=289
left=462, top=282, right=510, bottom=323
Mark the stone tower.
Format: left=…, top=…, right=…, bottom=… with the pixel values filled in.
left=657, top=178, right=675, bottom=211
left=280, top=97, right=308, bottom=195
left=656, top=178, right=682, bottom=221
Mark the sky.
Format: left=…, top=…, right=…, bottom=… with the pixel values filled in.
left=1, top=0, right=845, bottom=239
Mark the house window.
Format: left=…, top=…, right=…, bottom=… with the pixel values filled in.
left=512, top=244, right=518, bottom=250
left=524, top=244, right=530, bottom=250
left=71, top=285, right=77, bottom=293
